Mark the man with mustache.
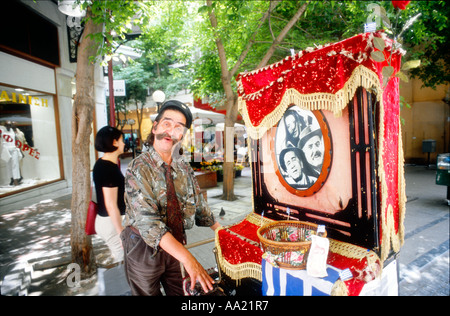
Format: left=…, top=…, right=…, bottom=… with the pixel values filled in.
left=300, top=127, right=324, bottom=178
left=280, top=147, right=317, bottom=190
left=121, top=100, right=220, bottom=296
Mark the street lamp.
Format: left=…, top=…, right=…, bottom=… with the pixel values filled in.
left=152, top=90, right=165, bottom=112
left=127, top=119, right=136, bottom=159
left=118, top=119, right=126, bottom=129
left=58, top=0, right=86, bottom=17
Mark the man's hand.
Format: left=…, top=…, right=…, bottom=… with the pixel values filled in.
left=182, top=256, right=215, bottom=293
left=160, top=232, right=214, bottom=293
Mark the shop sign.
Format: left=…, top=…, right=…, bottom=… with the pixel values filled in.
left=105, top=80, right=126, bottom=97
left=0, top=129, right=40, bottom=160
left=0, top=90, right=48, bottom=107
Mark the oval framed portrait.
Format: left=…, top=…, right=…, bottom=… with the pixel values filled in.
left=272, top=105, right=332, bottom=197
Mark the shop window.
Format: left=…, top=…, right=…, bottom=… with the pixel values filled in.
left=0, top=84, right=61, bottom=196
left=0, top=0, right=60, bottom=66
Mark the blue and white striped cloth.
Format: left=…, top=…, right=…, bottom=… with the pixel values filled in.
left=261, top=259, right=342, bottom=296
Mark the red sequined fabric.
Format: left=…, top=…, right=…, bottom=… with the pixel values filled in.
left=218, top=220, right=262, bottom=265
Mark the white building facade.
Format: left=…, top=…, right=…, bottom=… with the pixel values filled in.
left=0, top=0, right=107, bottom=211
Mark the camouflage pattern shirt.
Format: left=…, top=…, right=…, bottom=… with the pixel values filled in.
left=124, top=146, right=215, bottom=253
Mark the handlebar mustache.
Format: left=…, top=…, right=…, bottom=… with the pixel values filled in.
left=155, top=132, right=180, bottom=144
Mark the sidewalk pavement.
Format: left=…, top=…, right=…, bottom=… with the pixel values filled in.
left=0, top=163, right=448, bottom=296
left=397, top=165, right=449, bottom=296
left=0, top=164, right=253, bottom=296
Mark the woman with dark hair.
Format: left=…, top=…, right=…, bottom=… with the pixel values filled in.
left=93, top=126, right=126, bottom=263
left=282, top=109, right=306, bottom=148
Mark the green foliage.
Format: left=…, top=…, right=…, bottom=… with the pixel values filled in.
left=79, top=0, right=448, bottom=97
left=190, top=0, right=272, bottom=99
left=362, top=1, right=448, bottom=89
left=402, top=1, right=449, bottom=88
left=104, top=1, right=194, bottom=104
left=79, top=0, right=152, bottom=63
left=190, top=51, right=223, bottom=97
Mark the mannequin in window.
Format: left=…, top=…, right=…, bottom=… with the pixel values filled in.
left=0, top=121, right=23, bottom=186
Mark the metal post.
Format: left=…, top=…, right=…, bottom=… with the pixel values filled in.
left=108, top=59, right=116, bottom=127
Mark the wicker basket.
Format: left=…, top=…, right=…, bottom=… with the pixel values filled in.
left=257, top=221, right=326, bottom=270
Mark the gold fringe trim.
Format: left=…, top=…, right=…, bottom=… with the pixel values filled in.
left=377, top=97, right=406, bottom=263
left=214, top=213, right=273, bottom=282
left=328, top=239, right=381, bottom=296
left=331, top=280, right=349, bottom=296
left=329, top=238, right=381, bottom=278
left=239, top=65, right=382, bottom=140
left=214, top=230, right=263, bottom=281
left=330, top=239, right=379, bottom=262
left=397, top=126, right=407, bottom=247
left=245, top=212, right=275, bottom=226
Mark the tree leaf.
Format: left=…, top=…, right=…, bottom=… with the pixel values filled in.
left=370, top=50, right=385, bottom=62
left=395, top=71, right=409, bottom=83
left=401, top=60, right=421, bottom=71
left=382, top=66, right=395, bottom=87
left=382, top=65, right=394, bottom=79
left=381, top=14, right=391, bottom=29
left=373, top=37, right=386, bottom=51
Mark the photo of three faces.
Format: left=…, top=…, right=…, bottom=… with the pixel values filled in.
left=276, top=106, right=325, bottom=190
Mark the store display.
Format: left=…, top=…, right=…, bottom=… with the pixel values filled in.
left=0, top=85, right=61, bottom=196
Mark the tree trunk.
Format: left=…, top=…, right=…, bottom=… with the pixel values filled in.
left=207, top=0, right=237, bottom=200
left=222, top=93, right=239, bottom=200
left=70, top=8, right=103, bottom=278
